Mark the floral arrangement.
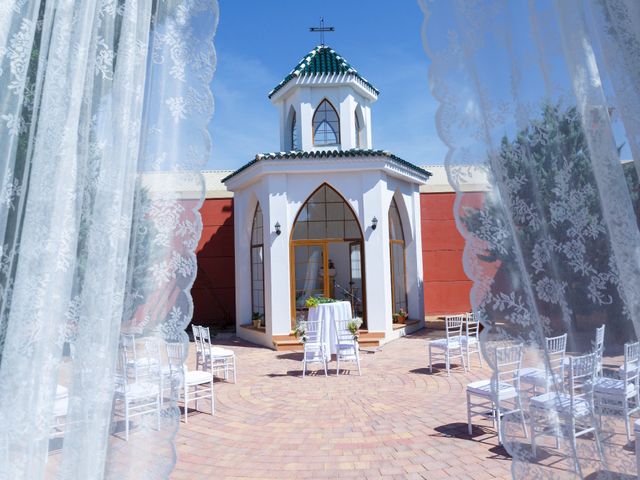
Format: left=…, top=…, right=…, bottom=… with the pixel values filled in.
left=293, top=320, right=308, bottom=343
left=392, top=308, right=409, bottom=323
left=347, top=317, right=363, bottom=339
left=304, top=296, right=336, bottom=308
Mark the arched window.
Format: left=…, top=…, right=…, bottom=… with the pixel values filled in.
left=290, top=109, right=300, bottom=151
left=389, top=198, right=408, bottom=315
left=312, top=99, right=340, bottom=146
left=292, top=184, right=360, bottom=241
left=250, top=204, right=265, bottom=325
left=290, top=184, right=366, bottom=328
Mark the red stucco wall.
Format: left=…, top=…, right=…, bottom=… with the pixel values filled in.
left=420, top=193, right=472, bottom=315
left=194, top=192, right=475, bottom=328
left=192, top=198, right=236, bottom=329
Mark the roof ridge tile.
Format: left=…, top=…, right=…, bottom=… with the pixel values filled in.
left=222, top=149, right=432, bottom=183
left=268, top=45, right=379, bottom=98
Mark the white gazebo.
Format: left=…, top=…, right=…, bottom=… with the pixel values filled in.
left=223, top=45, right=431, bottom=349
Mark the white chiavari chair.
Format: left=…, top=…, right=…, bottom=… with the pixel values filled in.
left=466, top=343, right=528, bottom=445
left=530, top=351, right=603, bottom=477
left=333, top=318, right=361, bottom=375
left=166, top=341, right=214, bottom=423
left=428, top=314, right=466, bottom=376
left=301, top=319, right=328, bottom=377
left=594, top=341, right=640, bottom=442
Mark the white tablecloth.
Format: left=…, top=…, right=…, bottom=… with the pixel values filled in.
left=307, top=301, right=352, bottom=360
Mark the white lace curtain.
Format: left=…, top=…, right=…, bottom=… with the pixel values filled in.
left=0, top=0, right=217, bottom=477
left=422, top=0, right=639, bottom=478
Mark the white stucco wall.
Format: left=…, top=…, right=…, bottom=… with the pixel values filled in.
left=225, top=156, right=427, bottom=348
left=272, top=79, right=376, bottom=152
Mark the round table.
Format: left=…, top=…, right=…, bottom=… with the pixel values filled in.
left=307, top=301, right=352, bottom=360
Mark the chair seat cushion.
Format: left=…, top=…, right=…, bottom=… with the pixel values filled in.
left=118, top=381, right=160, bottom=399
left=204, top=347, right=235, bottom=358
left=56, top=385, right=69, bottom=401
left=185, top=370, right=213, bottom=385
left=430, top=338, right=461, bottom=349
left=460, top=337, right=478, bottom=345
left=519, top=368, right=562, bottom=388
left=467, top=380, right=517, bottom=400
left=594, top=377, right=636, bottom=397
left=127, top=357, right=159, bottom=368
left=530, top=392, right=591, bottom=417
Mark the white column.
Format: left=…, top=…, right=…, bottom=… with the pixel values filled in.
left=264, top=174, right=292, bottom=336
left=233, top=191, right=252, bottom=332
left=361, top=173, right=393, bottom=334
left=299, top=90, right=315, bottom=151
left=406, top=187, right=425, bottom=323
left=363, top=104, right=373, bottom=149
left=339, top=93, right=356, bottom=150
left=277, top=101, right=287, bottom=151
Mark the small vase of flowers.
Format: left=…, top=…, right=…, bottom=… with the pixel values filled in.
left=393, top=308, right=409, bottom=324
left=293, top=320, right=308, bottom=343
left=347, top=318, right=363, bottom=340
left=252, top=312, right=264, bottom=328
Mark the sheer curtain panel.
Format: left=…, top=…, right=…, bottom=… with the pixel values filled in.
left=421, top=0, right=640, bottom=478
left=0, top=0, right=218, bottom=478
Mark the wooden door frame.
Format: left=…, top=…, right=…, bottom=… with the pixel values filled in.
left=290, top=238, right=366, bottom=329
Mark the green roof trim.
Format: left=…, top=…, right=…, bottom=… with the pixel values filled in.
left=268, top=45, right=380, bottom=99
left=221, top=149, right=431, bottom=183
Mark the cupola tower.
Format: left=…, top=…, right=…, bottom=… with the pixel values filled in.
left=268, top=45, right=379, bottom=152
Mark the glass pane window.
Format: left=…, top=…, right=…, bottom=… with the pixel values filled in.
left=292, top=185, right=360, bottom=240
left=308, top=221, right=325, bottom=239
left=313, top=99, right=340, bottom=146
left=391, top=243, right=408, bottom=313
left=251, top=204, right=263, bottom=246
left=349, top=243, right=364, bottom=318
left=250, top=204, right=265, bottom=318
left=251, top=246, right=265, bottom=316
left=389, top=198, right=407, bottom=314
left=326, top=220, right=344, bottom=239
left=326, top=202, right=344, bottom=221
left=389, top=198, right=404, bottom=241
left=291, top=110, right=300, bottom=151
left=293, top=245, right=324, bottom=314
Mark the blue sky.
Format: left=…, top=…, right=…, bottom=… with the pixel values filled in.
left=207, top=0, right=445, bottom=171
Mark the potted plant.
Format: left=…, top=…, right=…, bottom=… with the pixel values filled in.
left=251, top=312, right=264, bottom=329
left=393, top=308, right=409, bottom=324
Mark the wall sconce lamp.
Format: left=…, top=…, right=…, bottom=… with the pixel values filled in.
left=275, top=222, right=281, bottom=236
left=371, top=217, right=378, bottom=230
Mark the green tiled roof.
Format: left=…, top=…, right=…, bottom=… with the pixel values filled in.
left=268, top=45, right=380, bottom=99
left=221, top=149, right=431, bottom=183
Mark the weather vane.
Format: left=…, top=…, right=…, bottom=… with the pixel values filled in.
left=309, top=17, right=334, bottom=45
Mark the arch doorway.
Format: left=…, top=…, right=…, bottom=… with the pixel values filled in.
left=290, top=184, right=366, bottom=328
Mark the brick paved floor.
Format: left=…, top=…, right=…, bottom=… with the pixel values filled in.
left=171, top=330, right=636, bottom=480
left=172, top=330, right=512, bottom=480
